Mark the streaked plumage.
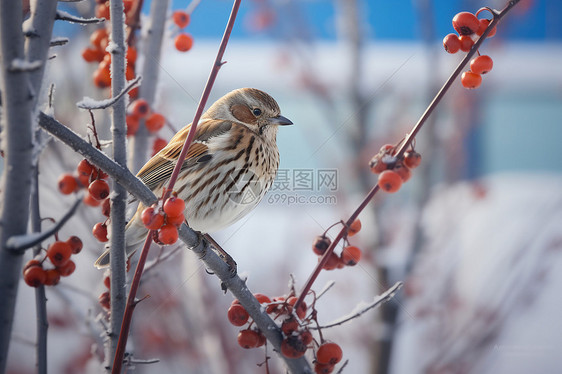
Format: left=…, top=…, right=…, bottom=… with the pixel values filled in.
left=95, top=88, right=292, bottom=268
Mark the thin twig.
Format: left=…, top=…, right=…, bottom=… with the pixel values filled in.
left=293, top=0, right=521, bottom=312
left=31, top=162, right=48, bottom=374
left=55, top=10, right=104, bottom=24
left=312, top=282, right=402, bottom=329
left=6, top=197, right=82, bottom=251
left=76, top=76, right=141, bottom=110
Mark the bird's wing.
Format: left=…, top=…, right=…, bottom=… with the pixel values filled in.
left=137, top=119, right=233, bottom=191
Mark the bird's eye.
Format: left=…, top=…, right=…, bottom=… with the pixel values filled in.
left=252, top=108, right=262, bottom=116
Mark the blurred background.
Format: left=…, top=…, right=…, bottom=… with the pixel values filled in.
left=6, top=0, right=562, bottom=373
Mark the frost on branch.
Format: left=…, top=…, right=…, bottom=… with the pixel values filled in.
left=8, top=59, right=42, bottom=72
left=55, top=10, right=104, bottom=24
left=76, top=76, right=141, bottom=110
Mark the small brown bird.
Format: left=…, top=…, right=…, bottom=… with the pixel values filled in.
left=95, top=88, right=292, bottom=268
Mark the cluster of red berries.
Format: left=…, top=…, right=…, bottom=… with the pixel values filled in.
left=57, top=158, right=112, bottom=243
left=443, top=10, right=497, bottom=90
left=141, top=193, right=186, bottom=245
left=126, top=98, right=168, bottom=156
left=227, top=293, right=343, bottom=373
left=82, top=1, right=139, bottom=96
left=23, top=237, right=81, bottom=287
left=171, top=10, right=194, bottom=52
left=312, top=219, right=363, bottom=271
left=99, top=276, right=111, bottom=310
left=369, top=144, right=422, bottom=193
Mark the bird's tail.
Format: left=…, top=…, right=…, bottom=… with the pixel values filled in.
left=93, top=216, right=148, bottom=269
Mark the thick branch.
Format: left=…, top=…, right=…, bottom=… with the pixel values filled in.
left=0, top=1, right=34, bottom=371
left=106, top=0, right=129, bottom=369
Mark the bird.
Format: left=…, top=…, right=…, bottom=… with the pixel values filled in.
left=94, top=88, right=293, bottom=268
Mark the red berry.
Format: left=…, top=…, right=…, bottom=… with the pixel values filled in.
left=378, top=170, right=402, bottom=193
left=88, top=179, right=110, bottom=200
left=158, top=224, right=178, bottom=244
left=281, top=336, right=307, bottom=358
left=443, top=33, right=461, bottom=54
left=174, top=33, right=194, bottom=52
left=66, top=236, right=83, bottom=254
left=163, top=196, right=185, bottom=217
left=404, top=150, right=422, bottom=169
left=129, top=99, right=150, bottom=119
left=145, top=112, right=166, bottom=133
left=341, top=246, right=362, bottom=266
left=44, top=269, right=61, bottom=286
left=93, top=66, right=111, bottom=88
left=103, top=276, right=111, bottom=289
left=166, top=213, right=185, bottom=226
left=256, top=332, right=267, bottom=347
left=24, top=266, right=46, bottom=287
left=254, top=293, right=272, bottom=304
left=301, top=329, right=313, bottom=346
left=47, top=241, right=72, bottom=267
left=126, top=114, right=140, bottom=136
left=172, top=10, right=190, bottom=28
left=81, top=47, right=104, bottom=63
left=316, top=342, right=343, bottom=365
left=281, top=316, right=299, bottom=335
left=99, top=291, right=110, bottom=310
left=237, top=329, right=260, bottom=349
left=461, top=71, right=482, bottom=89
left=314, top=362, right=335, bottom=374
left=152, top=137, right=167, bottom=156
left=141, top=207, right=165, bottom=230
left=452, top=12, right=480, bottom=35
left=95, top=2, right=110, bottom=19
left=228, top=304, right=250, bottom=326
left=24, top=259, right=42, bottom=273
left=312, top=235, right=331, bottom=256
left=83, top=193, right=102, bottom=207
left=77, top=159, right=94, bottom=177
left=57, top=260, right=76, bottom=277
left=58, top=174, right=78, bottom=195
left=90, top=28, right=108, bottom=48
left=459, top=35, right=475, bottom=52
left=287, top=297, right=307, bottom=319
left=476, top=18, right=497, bottom=37
left=102, top=198, right=111, bottom=217
left=322, top=252, right=341, bottom=271
left=347, top=219, right=361, bottom=237
left=470, top=55, right=493, bottom=75
left=126, top=46, right=137, bottom=64
left=395, top=163, right=412, bottom=182
left=93, top=222, right=109, bottom=242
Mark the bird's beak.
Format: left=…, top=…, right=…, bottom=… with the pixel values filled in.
left=269, top=115, right=293, bottom=126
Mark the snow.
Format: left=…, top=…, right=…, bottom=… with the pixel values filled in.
left=9, top=58, right=42, bottom=72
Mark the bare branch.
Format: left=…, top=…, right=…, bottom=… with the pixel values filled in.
left=76, top=75, right=141, bottom=110
left=313, top=282, right=403, bottom=329
left=55, top=10, right=104, bottom=24
left=6, top=197, right=82, bottom=251
left=49, top=37, right=69, bottom=47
